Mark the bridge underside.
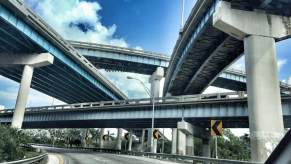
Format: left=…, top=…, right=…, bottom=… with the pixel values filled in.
left=1, top=97, right=291, bottom=129
left=167, top=20, right=243, bottom=96
left=165, top=0, right=291, bottom=97
left=85, top=56, right=160, bottom=75
left=0, top=4, right=124, bottom=103
left=226, top=0, right=291, bottom=16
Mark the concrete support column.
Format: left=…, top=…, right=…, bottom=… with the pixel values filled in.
left=116, top=128, right=122, bottom=150
left=171, top=128, right=177, bottom=154
left=244, top=35, right=284, bottom=162
left=11, top=65, right=34, bottom=129
left=149, top=67, right=164, bottom=153
left=177, top=130, right=186, bottom=155
left=128, top=130, right=133, bottom=151
left=202, top=138, right=211, bottom=157
left=147, top=128, right=157, bottom=153
left=212, top=2, right=290, bottom=161
left=140, top=129, right=145, bottom=152
left=186, top=134, right=194, bottom=156
left=99, top=128, right=104, bottom=149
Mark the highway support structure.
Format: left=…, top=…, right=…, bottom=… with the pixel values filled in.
left=213, top=1, right=291, bottom=162
left=171, top=121, right=210, bottom=157
left=0, top=53, right=54, bottom=129
left=116, top=128, right=122, bottom=150
left=128, top=129, right=133, bottom=151
left=99, top=128, right=104, bottom=148
left=147, top=67, right=164, bottom=153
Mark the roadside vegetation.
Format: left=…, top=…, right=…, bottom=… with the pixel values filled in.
left=0, top=125, right=252, bottom=162
left=0, top=125, right=38, bottom=162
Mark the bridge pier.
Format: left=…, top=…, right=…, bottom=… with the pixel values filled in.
left=99, top=128, right=104, bottom=149
left=0, top=53, right=54, bottom=129
left=177, top=130, right=186, bottom=155
left=213, top=1, right=291, bottom=162
left=140, top=129, right=145, bottom=152
left=202, top=138, right=211, bottom=158
left=128, top=130, right=133, bottom=151
left=116, top=128, right=122, bottom=150
left=149, top=67, right=164, bottom=153
left=171, top=128, right=177, bottom=154
left=186, top=134, right=194, bottom=156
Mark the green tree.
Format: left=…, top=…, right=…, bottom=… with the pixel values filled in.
left=0, top=125, right=31, bottom=162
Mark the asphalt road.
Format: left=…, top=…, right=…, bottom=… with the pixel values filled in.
left=41, top=146, right=180, bottom=164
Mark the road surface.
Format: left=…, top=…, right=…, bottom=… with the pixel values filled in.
left=41, top=146, right=180, bottom=164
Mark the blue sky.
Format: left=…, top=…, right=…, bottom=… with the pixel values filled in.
left=0, top=0, right=290, bottom=109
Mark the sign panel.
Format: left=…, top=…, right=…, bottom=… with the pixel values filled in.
left=211, top=120, right=223, bottom=136
left=124, top=133, right=130, bottom=140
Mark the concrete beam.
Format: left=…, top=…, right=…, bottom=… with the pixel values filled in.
left=0, top=53, right=54, bottom=67
left=213, top=1, right=291, bottom=40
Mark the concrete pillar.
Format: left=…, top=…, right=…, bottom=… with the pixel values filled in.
left=116, top=128, right=122, bottom=150
left=99, top=128, right=104, bottom=149
left=171, top=128, right=177, bottom=154
left=186, top=134, right=194, bottom=156
left=202, top=138, right=211, bottom=157
left=147, top=128, right=157, bottom=153
left=177, top=130, right=186, bottom=155
left=149, top=67, right=164, bottom=98
left=140, top=129, right=145, bottom=152
left=244, top=35, right=284, bottom=162
left=11, top=65, right=34, bottom=129
left=212, top=2, right=290, bottom=161
left=148, top=67, right=164, bottom=153
left=128, top=130, right=133, bottom=151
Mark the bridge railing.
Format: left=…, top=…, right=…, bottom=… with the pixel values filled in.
left=69, top=40, right=170, bottom=60
left=29, top=144, right=261, bottom=164
left=0, top=92, right=247, bottom=113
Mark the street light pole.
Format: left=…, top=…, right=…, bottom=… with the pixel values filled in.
left=127, top=76, right=155, bottom=152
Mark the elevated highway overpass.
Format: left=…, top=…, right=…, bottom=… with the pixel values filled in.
left=0, top=92, right=290, bottom=129
left=163, top=0, right=291, bottom=96
left=70, top=40, right=291, bottom=93
left=0, top=1, right=126, bottom=103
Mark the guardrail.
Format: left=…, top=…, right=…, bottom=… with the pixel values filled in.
left=124, top=151, right=262, bottom=164
left=0, top=92, right=246, bottom=113
left=0, top=153, right=47, bottom=164
left=69, top=40, right=170, bottom=60
left=30, top=144, right=262, bottom=164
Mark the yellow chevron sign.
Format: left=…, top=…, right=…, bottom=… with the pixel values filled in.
left=211, top=120, right=223, bottom=136
left=153, top=129, right=161, bottom=139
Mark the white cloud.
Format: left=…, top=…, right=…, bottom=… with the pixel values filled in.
left=0, top=105, right=4, bottom=110
left=229, top=56, right=245, bottom=71
left=25, top=0, right=128, bottom=47
left=134, top=46, right=143, bottom=51
left=277, top=59, right=287, bottom=71
left=100, top=70, right=150, bottom=98
left=203, top=86, right=233, bottom=94
left=288, top=77, right=291, bottom=85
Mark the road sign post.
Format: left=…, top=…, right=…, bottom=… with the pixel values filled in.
left=211, top=120, right=223, bottom=159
